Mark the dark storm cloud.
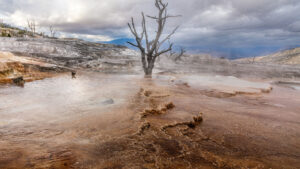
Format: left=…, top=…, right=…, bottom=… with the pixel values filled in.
left=0, top=0, right=300, bottom=57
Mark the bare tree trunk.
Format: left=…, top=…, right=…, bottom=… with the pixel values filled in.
left=49, top=26, right=56, bottom=38
left=27, top=19, right=36, bottom=36
left=145, top=59, right=155, bottom=76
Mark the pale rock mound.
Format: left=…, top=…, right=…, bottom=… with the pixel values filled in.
left=237, top=47, right=300, bottom=65
left=178, top=75, right=272, bottom=96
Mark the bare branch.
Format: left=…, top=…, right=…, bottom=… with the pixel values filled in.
left=128, top=23, right=136, bottom=36
left=156, top=43, right=173, bottom=56
left=131, top=18, right=138, bottom=36
left=158, top=25, right=179, bottom=50
left=167, top=40, right=176, bottom=57
left=142, top=13, right=151, bottom=53
left=127, top=18, right=145, bottom=53
left=127, top=41, right=139, bottom=48
left=146, top=15, right=182, bottom=20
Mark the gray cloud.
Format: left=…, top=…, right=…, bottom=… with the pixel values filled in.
left=0, top=0, right=300, bottom=57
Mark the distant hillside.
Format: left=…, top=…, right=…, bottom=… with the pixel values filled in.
left=0, top=37, right=140, bottom=73
left=236, top=47, right=300, bottom=65
left=100, top=38, right=135, bottom=49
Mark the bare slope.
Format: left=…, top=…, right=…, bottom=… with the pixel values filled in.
left=0, top=37, right=140, bottom=73
left=237, top=47, right=300, bottom=65
left=258, top=47, right=300, bottom=64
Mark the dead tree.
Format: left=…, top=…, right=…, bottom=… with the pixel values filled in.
left=251, top=56, right=256, bottom=64
left=128, top=0, right=180, bottom=76
left=49, top=25, right=56, bottom=38
left=27, top=19, right=36, bottom=35
left=174, top=47, right=186, bottom=62
left=247, top=56, right=256, bottom=64
left=167, top=44, right=186, bottom=62
left=0, top=19, right=3, bottom=27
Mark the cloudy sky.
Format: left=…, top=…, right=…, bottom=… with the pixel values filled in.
left=1, top=0, right=300, bottom=58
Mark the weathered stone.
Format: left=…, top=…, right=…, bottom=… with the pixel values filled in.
left=101, top=99, right=114, bottom=105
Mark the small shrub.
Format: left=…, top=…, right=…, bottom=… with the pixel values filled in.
left=18, top=30, right=26, bottom=35
left=165, top=102, right=175, bottom=110
left=1, top=32, right=6, bottom=37
left=144, top=90, right=152, bottom=97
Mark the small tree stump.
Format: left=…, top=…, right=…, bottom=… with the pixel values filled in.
left=12, top=76, right=25, bottom=86
left=71, top=71, right=76, bottom=79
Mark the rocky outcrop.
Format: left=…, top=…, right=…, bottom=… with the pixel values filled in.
left=0, top=52, right=68, bottom=84
left=0, top=37, right=140, bottom=73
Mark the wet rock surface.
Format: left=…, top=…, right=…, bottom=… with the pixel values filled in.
left=101, top=98, right=114, bottom=105
left=0, top=73, right=299, bottom=168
